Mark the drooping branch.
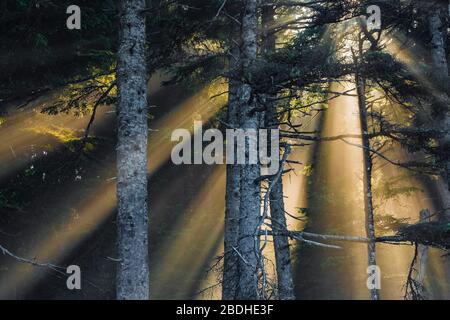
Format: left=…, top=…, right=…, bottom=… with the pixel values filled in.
left=83, top=81, right=117, bottom=141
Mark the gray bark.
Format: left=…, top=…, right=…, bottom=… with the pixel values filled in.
left=116, top=0, right=150, bottom=300
left=222, top=21, right=241, bottom=300
left=236, top=0, right=261, bottom=300
left=356, top=73, right=380, bottom=300
left=262, top=5, right=295, bottom=301
left=429, top=6, right=448, bottom=71
left=416, top=209, right=431, bottom=299
left=268, top=172, right=295, bottom=300
left=428, top=4, right=450, bottom=221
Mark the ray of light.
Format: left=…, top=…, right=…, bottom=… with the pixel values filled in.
left=382, top=31, right=450, bottom=298
left=316, top=81, right=369, bottom=299
left=0, top=71, right=171, bottom=182
left=295, top=81, right=408, bottom=299
left=0, top=80, right=226, bottom=299
left=0, top=179, right=117, bottom=299
left=0, top=104, right=112, bottom=181
left=151, top=167, right=226, bottom=300
left=148, top=80, right=226, bottom=173
left=384, top=30, right=447, bottom=109
left=296, top=80, right=448, bottom=300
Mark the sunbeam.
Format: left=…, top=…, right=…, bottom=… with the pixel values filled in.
left=0, top=79, right=226, bottom=299
left=151, top=166, right=226, bottom=300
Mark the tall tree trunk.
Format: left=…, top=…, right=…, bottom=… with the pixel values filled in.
left=356, top=73, right=380, bottom=300
left=267, top=144, right=295, bottom=300
left=428, top=3, right=450, bottom=221
left=262, top=5, right=295, bottom=301
left=116, top=0, right=150, bottom=300
left=222, top=20, right=241, bottom=300
left=236, top=0, right=261, bottom=300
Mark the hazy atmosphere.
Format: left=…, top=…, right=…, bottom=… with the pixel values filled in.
left=1, top=0, right=450, bottom=303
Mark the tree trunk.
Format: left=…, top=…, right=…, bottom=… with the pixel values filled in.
left=416, top=209, right=431, bottom=299
left=268, top=171, right=295, bottom=300
left=236, top=0, right=261, bottom=300
left=222, top=20, right=241, bottom=300
left=262, top=5, right=295, bottom=301
left=116, top=0, right=150, bottom=300
left=448, top=0, right=450, bottom=17
left=428, top=4, right=450, bottom=221
left=429, top=6, right=448, bottom=71
left=356, top=73, right=380, bottom=300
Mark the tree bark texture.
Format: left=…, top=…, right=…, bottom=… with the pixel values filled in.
left=236, top=0, right=261, bottom=300
left=262, top=4, right=295, bottom=301
left=428, top=4, right=450, bottom=221
left=356, top=73, right=379, bottom=300
left=223, top=19, right=242, bottom=300
left=116, top=0, right=150, bottom=300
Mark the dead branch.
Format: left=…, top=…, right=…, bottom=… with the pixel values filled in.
left=0, top=244, right=64, bottom=273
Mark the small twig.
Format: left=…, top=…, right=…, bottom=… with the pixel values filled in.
left=9, top=145, right=16, bottom=158
left=0, top=244, right=64, bottom=273
left=106, top=256, right=122, bottom=262
left=213, top=0, right=227, bottom=20
left=232, top=246, right=250, bottom=266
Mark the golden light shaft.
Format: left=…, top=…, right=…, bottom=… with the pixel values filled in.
left=0, top=82, right=225, bottom=298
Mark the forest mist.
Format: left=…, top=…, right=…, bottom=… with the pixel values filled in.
left=1, top=0, right=450, bottom=301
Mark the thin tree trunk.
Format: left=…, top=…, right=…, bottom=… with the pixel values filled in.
left=236, top=0, right=261, bottom=300
left=116, top=0, right=150, bottom=300
left=268, top=172, right=295, bottom=300
left=356, top=73, right=380, bottom=300
left=428, top=4, right=450, bottom=221
left=416, top=209, right=431, bottom=299
left=222, top=20, right=241, bottom=300
left=429, top=6, right=448, bottom=71
left=262, top=5, right=295, bottom=301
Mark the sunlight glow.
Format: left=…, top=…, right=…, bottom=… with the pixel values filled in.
left=0, top=80, right=226, bottom=299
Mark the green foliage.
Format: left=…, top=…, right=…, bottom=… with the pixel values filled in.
left=42, top=71, right=116, bottom=116
left=35, top=33, right=49, bottom=49
left=0, top=188, right=21, bottom=210
left=302, top=164, right=314, bottom=177
left=0, top=0, right=117, bottom=102
left=375, top=214, right=410, bottom=235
